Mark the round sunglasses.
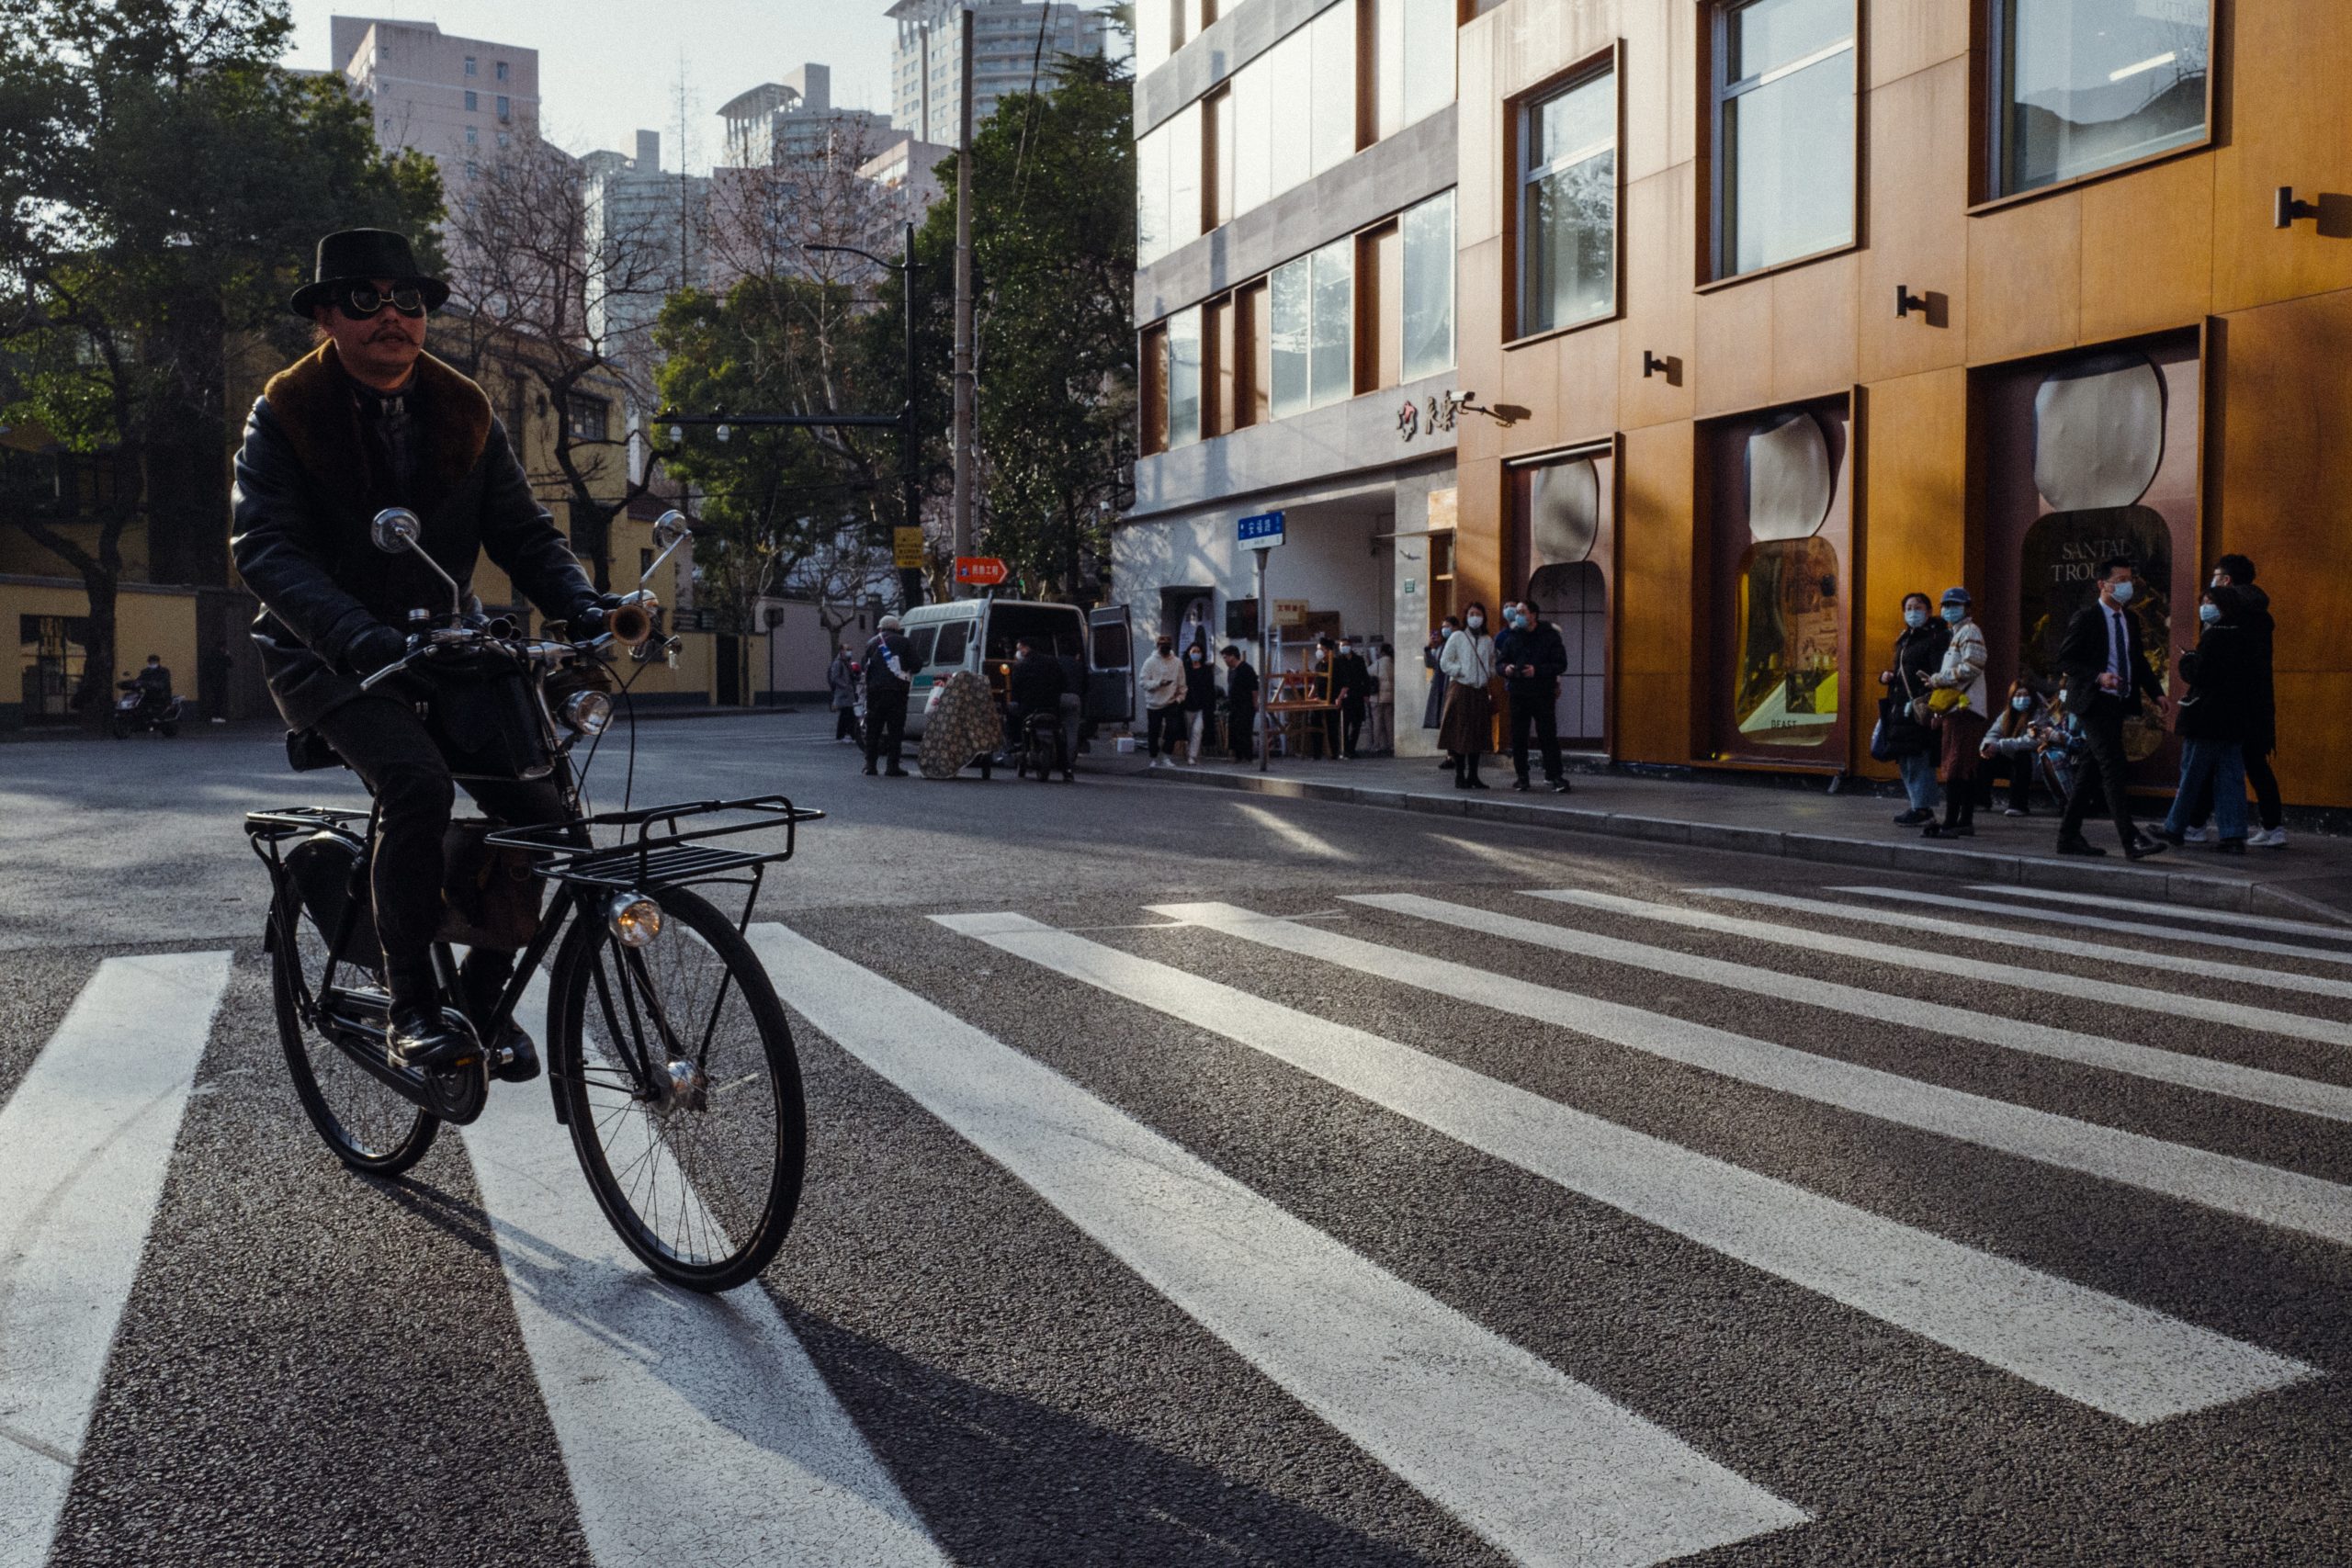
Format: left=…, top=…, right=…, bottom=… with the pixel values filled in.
left=333, top=284, right=429, bottom=321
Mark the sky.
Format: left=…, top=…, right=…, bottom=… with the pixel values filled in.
left=281, top=0, right=903, bottom=173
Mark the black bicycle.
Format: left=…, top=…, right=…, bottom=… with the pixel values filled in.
left=243, top=509, right=819, bottom=1292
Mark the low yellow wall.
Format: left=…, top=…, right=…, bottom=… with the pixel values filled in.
left=3, top=579, right=198, bottom=725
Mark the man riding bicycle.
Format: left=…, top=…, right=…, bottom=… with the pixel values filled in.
left=232, top=229, right=630, bottom=1077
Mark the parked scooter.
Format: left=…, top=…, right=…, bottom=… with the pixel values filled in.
left=111, top=675, right=184, bottom=738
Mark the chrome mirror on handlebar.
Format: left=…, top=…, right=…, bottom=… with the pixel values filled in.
left=640, top=510, right=692, bottom=586
left=370, top=507, right=465, bottom=621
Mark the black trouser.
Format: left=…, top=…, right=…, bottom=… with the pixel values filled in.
left=1227, top=702, right=1255, bottom=761
left=2186, top=747, right=2284, bottom=831
left=1508, top=693, right=1564, bottom=783
left=833, top=706, right=860, bottom=741
left=1985, top=753, right=2035, bottom=811
left=864, top=686, right=908, bottom=769
left=1147, top=703, right=1185, bottom=757
left=1340, top=696, right=1366, bottom=759
left=2059, top=705, right=2139, bottom=849
left=310, top=694, right=569, bottom=1013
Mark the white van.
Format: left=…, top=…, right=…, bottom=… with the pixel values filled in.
left=896, top=599, right=1134, bottom=739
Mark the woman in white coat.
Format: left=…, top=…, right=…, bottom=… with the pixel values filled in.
left=1436, top=603, right=1497, bottom=789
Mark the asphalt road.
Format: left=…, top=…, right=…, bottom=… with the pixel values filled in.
left=3, top=712, right=2348, bottom=1567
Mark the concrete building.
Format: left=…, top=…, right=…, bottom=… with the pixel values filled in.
left=888, top=0, right=1110, bottom=144
left=1122, top=0, right=1464, bottom=749
left=581, top=130, right=710, bottom=357
left=717, top=66, right=897, bottom=169
left=857, top=136, right=956, bottom=229
left=330, top=16, right=538, bottom=181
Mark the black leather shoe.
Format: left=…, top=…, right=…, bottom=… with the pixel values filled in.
left=484, top=1022, right=541, bottom=1084
left=2214, top=838, right=2247, bottom=855
left=2055, top=835, right=2108, bottom=858
left=1893, top=808, right=1934, bottom=826
left=886, top=764, right=909, bottom=777
left=862, top=763, right=877, bottom=775
left=2146, top=826, right=2186, bottom=847
left=2124, top=836, right=2167, bottom=862
left=389, top=1006, right=481, bottom=1071
left=1549, top=779, right=1572, bottom=794
left=1512, top=778, right=1532, bottom=792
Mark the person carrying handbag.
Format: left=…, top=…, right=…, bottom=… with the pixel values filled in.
left=1921, top=587, right=1989, bottom=838
left=1876, top=592, right=1948, bottom=826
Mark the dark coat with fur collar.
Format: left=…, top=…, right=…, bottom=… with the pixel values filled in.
left=231, top=341, right=601, bottom=728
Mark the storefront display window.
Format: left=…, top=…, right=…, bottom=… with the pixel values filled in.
left=1707, top=401, right=1850, bottom=758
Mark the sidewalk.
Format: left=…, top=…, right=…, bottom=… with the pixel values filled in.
left=1127, top=749, right=2352, bottom=923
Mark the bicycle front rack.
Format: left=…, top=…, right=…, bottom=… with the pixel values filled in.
left=485, top=794, right=823, bottom=894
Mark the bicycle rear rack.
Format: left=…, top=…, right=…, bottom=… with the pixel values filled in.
left=245, top=805, right=372, bottom=843
left=485, top=794, right=822, bottom=893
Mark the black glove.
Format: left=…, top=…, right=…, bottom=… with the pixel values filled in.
left=345, top=625, right=410, bottom=679
left=569, top=594, right=625, bottom=637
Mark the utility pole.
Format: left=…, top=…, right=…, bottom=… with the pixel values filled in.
left=900, top=220, right=923, bottom=610
left=951, top=0, right=977, bottom=594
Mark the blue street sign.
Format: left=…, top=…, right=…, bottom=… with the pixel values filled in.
left=1237, top=510, right=1285, bottom=548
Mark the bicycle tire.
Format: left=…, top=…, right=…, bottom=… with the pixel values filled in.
left=268, top=888, right=439, bottom=1176
left=548, top=883, right=806, bottom=1292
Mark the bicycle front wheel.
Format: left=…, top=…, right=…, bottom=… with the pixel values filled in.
left=548, top=884, right=807, bottom=1292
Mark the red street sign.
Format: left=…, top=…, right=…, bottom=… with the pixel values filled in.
left=955, top=556, right=1009, bottom=586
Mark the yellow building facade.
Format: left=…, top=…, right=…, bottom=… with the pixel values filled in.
left=1447, top=0, right=2349, bottom=807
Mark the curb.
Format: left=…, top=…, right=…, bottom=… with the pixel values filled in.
left=1141, top=765, right=2352, bottom=924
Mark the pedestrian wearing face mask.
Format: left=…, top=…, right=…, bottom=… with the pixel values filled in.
left=1920, top=588, right=1989, bottom=838
left=1494, top=601, right=1570, bottom=793
left=1139, top=633, right=1188, bottom=768
left=1978, top=679, right=2050, bottom=817
left=1437, top=602, right=1497, bottom=789
left=1878, top=592, right=1948, bottom=825
left=1423, top=618, right=1458, bottom=765
left=2149, top=584, right=2255, bottom=854
left=2055, top=556, right=2170, bottom=859
left=1369, top=641, right=1396, bottom=755
left=1181, top=641, right=1217, bottom=762
left=2178, top=554, right=2285, bottom=847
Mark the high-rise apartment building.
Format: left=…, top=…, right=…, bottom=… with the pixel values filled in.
left=582, top=130, right=710, bottom=354
left=330, top=16, right=539, bottom=183
left=717, top=65, right=897, bottom=170
left=888, top=0, right=1109, bottom=145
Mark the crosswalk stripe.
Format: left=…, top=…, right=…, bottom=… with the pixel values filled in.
left=1833, top=886, right=2352, bottom=969
left=1345, top=893, right=2352, bottom=1123
left=0, top=952, right=231, bottom=1568
left=1154, top=902, right=2352, bottom=1250
left=1533, top=889, right=2352, bottom=1053
left=461, top=972, right=946, bottom=1568
left=1973, top=884, right=2352, bottom=943
left=752, top=920, right=1808, bottom=1568
left=936, top=912, right=2308, bottom=1424
left=1699, top=887, right=2352, bottom=1006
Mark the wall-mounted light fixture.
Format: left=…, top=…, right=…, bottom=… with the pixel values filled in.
left=2276, top=186, right=2320, bottom=229
left=1894, top=285, right=1930, bottom=319
left=1641, top=350, right=1673, bottom=379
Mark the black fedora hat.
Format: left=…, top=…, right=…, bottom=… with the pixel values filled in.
left=288, top=228, right=450, bottom=317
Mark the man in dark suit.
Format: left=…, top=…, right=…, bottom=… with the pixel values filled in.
left=2055, top=556, right=2171, bottom=859
left=1220, top=645, right=1260, bottom=761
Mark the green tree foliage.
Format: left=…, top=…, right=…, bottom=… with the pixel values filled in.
left=654, top=272, right=905, bottom=633
left=925, top=51, right=1137, bottom=604
left=0, top=0, right=440, bottom=713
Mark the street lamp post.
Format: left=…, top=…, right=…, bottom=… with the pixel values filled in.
left=659, top=221, right=929, bottom=610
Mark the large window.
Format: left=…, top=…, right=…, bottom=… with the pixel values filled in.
left=1401, top=190, right=1455, bottom=380
left=1167, top=306, right=1204, bottom=447
left=1136, top=103, right=1204, bottom=265
left=1374, top=0, right=1457, bottom=139
left=1270, top=239, right=1352, bottom=419
left=1992, top=0, right=2210, bottom=196
left=1712, top=0, right=1855, bottom=278
left=1521, top=65, right=1616, bottom=335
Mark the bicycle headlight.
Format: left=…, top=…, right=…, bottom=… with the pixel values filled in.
left=607, top=892, right=662, bottom=947
left=560, top=689, right=615, bottom=736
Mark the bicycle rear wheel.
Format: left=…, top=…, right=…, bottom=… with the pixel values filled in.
left=548, top=884, right=806, bottom=1292
left=268, top=886, right=439, bottom=1175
